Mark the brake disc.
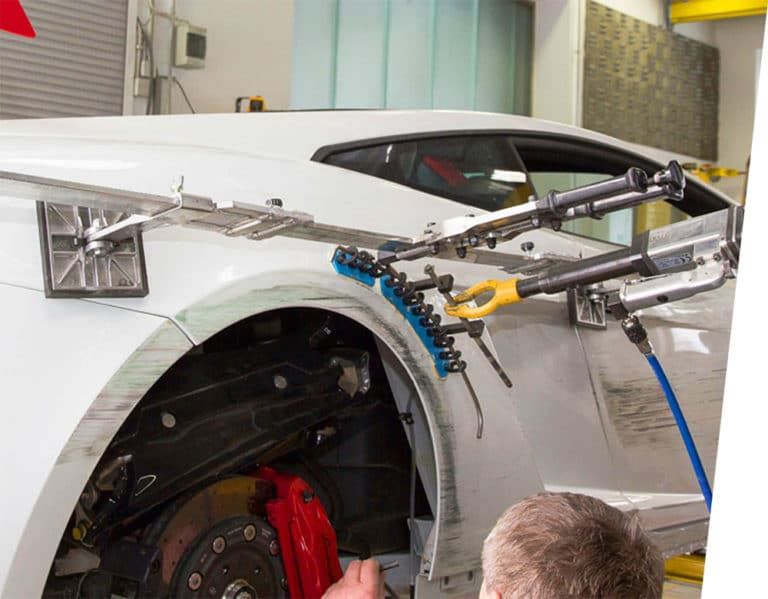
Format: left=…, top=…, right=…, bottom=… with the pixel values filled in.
left=139, top=476, right=287, bottom=599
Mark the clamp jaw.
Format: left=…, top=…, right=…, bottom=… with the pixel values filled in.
left=445, top=278, right=522, bottom=319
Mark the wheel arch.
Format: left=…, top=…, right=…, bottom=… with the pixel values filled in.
left=13, top=271, right=456, bottom=596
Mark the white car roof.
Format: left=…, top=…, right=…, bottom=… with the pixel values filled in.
left=0, top=109, right=734, bottom=205
left=0, top=109, right=699, bottom=163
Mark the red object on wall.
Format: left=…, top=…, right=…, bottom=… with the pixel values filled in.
left=0, top=0, right=36, bottom=38
left=256, top=466, right=343, bottom=598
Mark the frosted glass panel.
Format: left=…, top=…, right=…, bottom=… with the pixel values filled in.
left=292, top=0, right=532, bottom=113
left=386, top=0, right=433, bottom=108
left=476, top=0, right=515, bottom=112
left=335, top=0, right=388, bottom=108
left=432, top=0, right=477, bottom=109
left=291, top=0, right=338, bottom=109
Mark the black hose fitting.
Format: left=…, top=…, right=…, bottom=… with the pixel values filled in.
left=621, top=315, right=653, bottom=355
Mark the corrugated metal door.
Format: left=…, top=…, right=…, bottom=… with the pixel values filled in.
left=0, top=0, right=128, bottom=119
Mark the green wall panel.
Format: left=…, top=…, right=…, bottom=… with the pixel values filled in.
left=292, top=0, right=532, bottom=114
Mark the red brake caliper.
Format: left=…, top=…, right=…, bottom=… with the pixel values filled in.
left=255, top=466, right=343, bottom=598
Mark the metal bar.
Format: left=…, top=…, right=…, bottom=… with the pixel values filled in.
left=516, top=247, right=636, bottom=298
left=670, top=0, right=767, bottom=23
left=0, top=170, right=181, bottom=216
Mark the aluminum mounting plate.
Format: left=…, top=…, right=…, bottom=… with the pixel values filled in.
left=37, top=202, right=148, bottom=298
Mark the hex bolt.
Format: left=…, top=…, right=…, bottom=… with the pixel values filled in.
left=212, top=536, right=226, bottom=554
left=521, top=241, right=535, bottom=253
left=696, top=257, right=706, bottom=265
left=160, top=411, right=176, bottom=429
left=273, top=375, right=288, bottom=390
left=188, top=572, right=203, bottom=591
left=269, top=540, right=280, bottom=556
left=713, top=253, right=722, bottom=261
left=243, top=524, right=257, bottom=542
left=254, top=567, right=262, bottom=575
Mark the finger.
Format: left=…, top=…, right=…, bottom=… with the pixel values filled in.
left=345, top=559, right=362, bottom=581
left=359, top=558, right=381, bottom=586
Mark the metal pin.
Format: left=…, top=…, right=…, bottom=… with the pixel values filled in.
left=380, top=560, right=400, bottom=573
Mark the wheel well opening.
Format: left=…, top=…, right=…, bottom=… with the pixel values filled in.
left=44, top=307, right=434, bottom=597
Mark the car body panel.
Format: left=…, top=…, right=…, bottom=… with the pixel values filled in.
left=0, top=111, right=734, bottom=595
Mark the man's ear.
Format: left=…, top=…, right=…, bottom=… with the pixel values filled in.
left=479, top=578, right=502, bottom=599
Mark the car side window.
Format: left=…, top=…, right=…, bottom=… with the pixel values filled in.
left=322, top=135, right=534, bottom=212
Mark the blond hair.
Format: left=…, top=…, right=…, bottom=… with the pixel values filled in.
left=481, top=492, right=664, bottom=598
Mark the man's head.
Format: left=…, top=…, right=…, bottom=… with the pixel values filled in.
left=480, top=492, right=664, bottom=599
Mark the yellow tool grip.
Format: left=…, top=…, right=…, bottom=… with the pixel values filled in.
left=445, top=278, right=521, bottom=319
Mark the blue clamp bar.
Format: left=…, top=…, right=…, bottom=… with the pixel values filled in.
left=379, top=275, right=449, bottom=377
left=331, top=248, right=375, bottom=287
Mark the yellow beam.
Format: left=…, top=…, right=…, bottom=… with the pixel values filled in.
left=665, top=554, right=705, bottom=585
left=670, top=0, right=768, bottom=23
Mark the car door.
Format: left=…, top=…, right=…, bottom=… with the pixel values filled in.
left=512, top=133, right=735, bottom=527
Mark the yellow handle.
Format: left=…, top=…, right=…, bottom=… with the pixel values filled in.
left=445, top=278, right=521, bottom=319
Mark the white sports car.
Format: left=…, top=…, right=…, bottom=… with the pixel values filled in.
left=0, top=110, right=737, bottom=598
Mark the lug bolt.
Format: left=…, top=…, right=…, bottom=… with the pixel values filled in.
left=212, top=536, right=226, bottom=554
left=188, top=572, right=203, bottom=591
left=243, top=524, right=257, bottom=542
left=269, top=540, right=280, bottom=556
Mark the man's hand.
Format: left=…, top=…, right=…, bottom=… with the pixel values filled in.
left=322, top=559, right=385, bottom=599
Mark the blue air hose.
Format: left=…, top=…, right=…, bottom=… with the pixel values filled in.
left=645, top=353, right=713, bottom=512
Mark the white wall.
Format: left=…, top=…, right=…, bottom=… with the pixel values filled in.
left=128, top=0, right=294, bottom=115
left=713, top=16, right=765, bottom=200
left=531, top=0, right=582, bottom=125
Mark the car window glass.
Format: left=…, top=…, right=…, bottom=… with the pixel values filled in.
left=323, top=136, right=534, bottom=212
left=527, top=170, right=690, bottom=247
